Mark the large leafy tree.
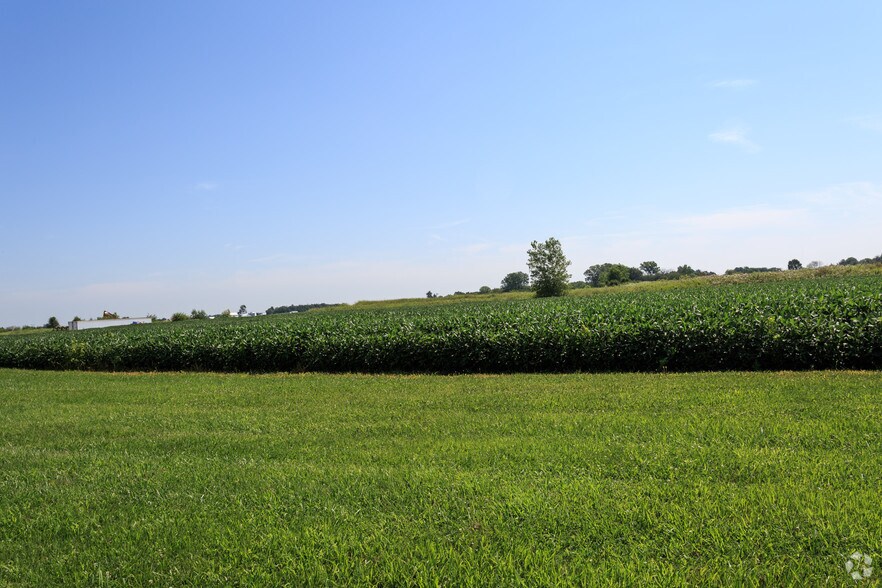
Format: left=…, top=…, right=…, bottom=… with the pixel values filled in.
left=584, top=263, right=638, bottom=287
left=640, top=260, right=661, bottom=275
left=500, top=271, right=529, bottom=292
left=604, top=264, right=633, bottom=286
left=527, top=238, right=571, bottom=297
left=583, top=263, right=608, bottom=287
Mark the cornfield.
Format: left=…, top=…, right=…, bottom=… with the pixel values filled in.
left=1, top=276, right=880, bottom=373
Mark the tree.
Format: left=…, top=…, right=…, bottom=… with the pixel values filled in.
left=640, top=261, right=661, bottom=276
left=426, top=291, right=438, bottom=298
left=604, top=264, right=632, bottom=286
left=478, top=286, right=492, bottom=294
left=171, top=312, right=189, bottom=322
left=45, top=316, right=60, bottom=329
left=500, top=271, right=529, bottom=292
left=527, top=237, right=571, bottom=297
left=787, top=259, right=802, bottom=270
left=584, top=263, right=642, bottom=287
left=238, top=305, right=248, bottom=317
left=839, top=257, right=859, bottom=266
left=266, top=303, right=336, bottom=315
left=190, top=309, right=208, bottom=319
left=725, top=267, right=781, bottom=275
left=583, top=264, right=606, bottom=287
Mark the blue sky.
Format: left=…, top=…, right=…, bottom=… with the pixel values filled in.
left=2, top=1, right=881, bottom=325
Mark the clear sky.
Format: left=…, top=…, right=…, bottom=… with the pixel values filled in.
left=2, top=1, right=881, bottom=325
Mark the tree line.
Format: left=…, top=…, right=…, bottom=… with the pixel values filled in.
left=497, top=259, right=715, bottom=294
left=7, top=244, right=882, bottom=331
left=265, top=303, right=340, bottom=315
left=488, top=238, right=882, bottom=298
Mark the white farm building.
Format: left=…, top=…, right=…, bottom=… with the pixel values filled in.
left=69, top=317, right=153, bottom=331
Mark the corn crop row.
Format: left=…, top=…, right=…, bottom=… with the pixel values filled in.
left=1, top=277, right=880, bottom=373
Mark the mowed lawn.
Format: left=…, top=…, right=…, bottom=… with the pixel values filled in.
left=0, top=370, right=879, bottom=586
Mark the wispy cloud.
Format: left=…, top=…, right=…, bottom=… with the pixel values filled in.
left=195, top=181, right=219, bottom=192
left=246, top=252, right=317, bottom=265
left=711, top=79, right=758, bottom=89
left=799, top=181, right=882, bottom=209
left=457, top=242, right=494, bottom=255
left=498, top=243, right=527, bottom=255
left=709, top=127, right=760, bottom=152
left=430, top=218, right=471, bottom=230
left=668, top=206, right=807, bottom=232
left=846, top=115, right=882, bottom=133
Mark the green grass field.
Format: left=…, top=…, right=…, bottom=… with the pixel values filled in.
left=1, top=369, right=879, bottom=586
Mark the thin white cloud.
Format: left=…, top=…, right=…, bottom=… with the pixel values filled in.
left=668, top=206, right=808, bottom=232
left=247, top=252, right=316, bottom=265
left=247, top=253, right=287, bottom=264
left=195, top=181, right=219, bottom=192
left=711, top=79, right=758, bottom=89
left=498, top=243, right=528, bottom=255
left=457, top=242, right=494, bottom=255
left=430, top=218, right=471, bottom=230
left=424, top=219, right=471, bottom=242
left=709, top=127, right=760, bottom=152
left=799, top=181, right=882, bottom=209
left=847, top=115, right=882, bottom=133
